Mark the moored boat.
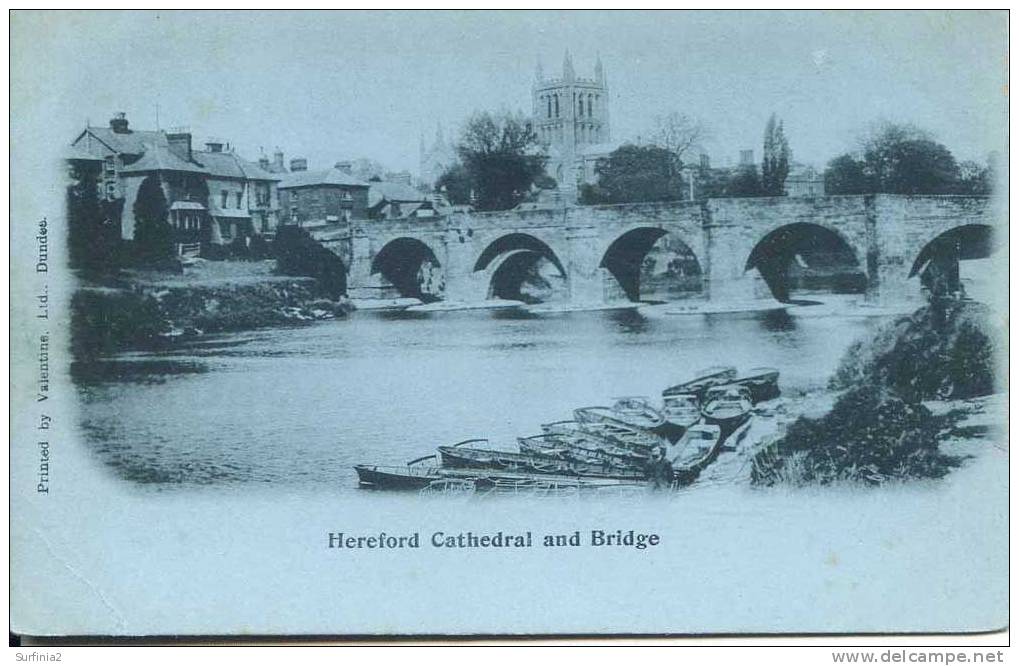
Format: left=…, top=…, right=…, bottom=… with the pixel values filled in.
left=439, top=442, right=646, bottom=480
left=658, top=392, right=701, bottom=441
left=574, top=398, right=665, bottom=432
left=517, top=433, right=647, bottom=470
left=700, top=384, right=753, bottom=438
left=731, top=367, right=781, bottom=403
left=544, top=418, right=663, bottom=452
left=355, top=461, right=645, bottom=492
left=662, top=366, right=737, bottom=398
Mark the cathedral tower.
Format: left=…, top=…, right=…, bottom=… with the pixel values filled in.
left=532, top=51, right=610, bottom=191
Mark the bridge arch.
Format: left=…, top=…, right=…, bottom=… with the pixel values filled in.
left=371, top=236, right=444, bottom=302
left=908, top=224, right=996, bottom=296
left=474, top=233, right=567, bottom=303
left=744, top=222, right=865, bottom=302
left=600, top=226, right=703, bottom=302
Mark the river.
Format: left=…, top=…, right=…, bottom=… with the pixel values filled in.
left=72, top=298, right=897, bottom=493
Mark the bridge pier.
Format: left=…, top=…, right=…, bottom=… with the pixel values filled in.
left=565, top=225, right=607, bottom=305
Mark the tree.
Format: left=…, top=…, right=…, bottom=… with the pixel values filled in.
left=824, top=154, right=868, bottom=195
left=956, top=159, right=994, bottom=195
left=435, top=162, right=473, bottom=206
left=67, top=164, right=118, bottom=271
left=825, top=123, right=966, bottom=195
left=454, top=111, right=547, bottom=211
left=761, top=114, right=791, bottom=196
left=725, top=164, right=764, bottom=198
left=860, top=123, right=958, bottom=194
left=132, top=174, right=173, bottom=263
left=580, top=144, right=684, bottom=204
left=649, top=112, right=707, bottom=179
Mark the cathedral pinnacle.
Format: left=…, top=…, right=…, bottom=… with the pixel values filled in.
left=562, top=49, right=575, bottom=81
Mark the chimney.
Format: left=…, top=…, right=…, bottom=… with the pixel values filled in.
left=166, top=129, right=193, bottom=162
left=699, top=153, right=710, bottom=169
left=334, top=160, right=353, bottom=174
left=274, top=149, right=285, bottom=171
left=290, top=157, right=308, bottom=172
left=205, top=139, right=224, bottom=153
left=109, top=112, right=130, bottom=134
left=739, top=149, right=754, bottom=166
left=258, top=156, right=270, bottom=170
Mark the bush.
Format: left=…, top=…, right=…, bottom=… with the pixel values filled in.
left=752, top=387, right=963, bottom=486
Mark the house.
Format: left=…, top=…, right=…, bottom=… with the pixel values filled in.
left=278, top=161, right=370, bottom=227
left=366, top=180, right=441, bottom=220
left=71, top=113, right=283, bottom=255
left=193, top=140, right=281, bottom=244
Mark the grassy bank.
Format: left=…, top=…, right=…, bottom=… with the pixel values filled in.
left=752, top=300, right=1001, bottom=486
left=72, top=261, right=352, bottom=357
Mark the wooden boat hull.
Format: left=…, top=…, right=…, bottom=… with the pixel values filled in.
left=731, top=369, right=781, bottom=403
left=354, top=464, right=438, bottom=490
left=702, top=409, right=752, bottom=439
left=662, top=366, right=737, bottom=398
left=439, top=446, right=645, bottom=480
left=574, top=406, right=664, bottom=432
left=517, top=435, right=647, bottom=471
left=354, top=464, right=645, bottom=492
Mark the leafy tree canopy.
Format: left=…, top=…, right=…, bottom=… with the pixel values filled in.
left=580, top=144, right=683, bottom=205
left=453, top=111, right=546, bottom=211
left=825, top=122, right=976, bottom=195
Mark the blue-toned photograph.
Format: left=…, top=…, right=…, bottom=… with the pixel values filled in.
left=10, top=10, right=1008, bottom=639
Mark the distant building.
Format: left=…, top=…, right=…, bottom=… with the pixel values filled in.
left=785, top=163, right=825, bottom=197
left=418, top=123, right=457, bottom=189
left=277, top=160, right=370, bottom=227
left=533, top=51, right=619, bottom=201
left=367, top=180, right=443, bottom=220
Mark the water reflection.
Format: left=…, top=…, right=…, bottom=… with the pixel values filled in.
left=73, top=306, right=890, bottom=492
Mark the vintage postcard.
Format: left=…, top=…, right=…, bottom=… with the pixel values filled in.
left=10, top=10, right=1008, bottom=638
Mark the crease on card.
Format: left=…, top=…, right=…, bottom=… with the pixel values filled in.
left=33, top=527, right=128, bottom=631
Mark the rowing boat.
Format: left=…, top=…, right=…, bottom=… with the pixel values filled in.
left=700, top=384, right=753, bottom=438
left=574, top=397, right=665, bottom=431
left=517, top=433, right=647, bottom=470
left=662, top=366, right=737, bottom=398
left=438, top=441, right=646, bottom=480
left=730, top=367, right=781, bottom=403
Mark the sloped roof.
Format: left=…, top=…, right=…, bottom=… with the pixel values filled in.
left=65, top=143, right=105, bottom=162
left=194, top=150, right=246, bottom=179
left=278, top=168, right=369, bottom=189
left=119, top=142, right=207, bottom=174
left=368, top=180, right=428, bottom=206
left=76, top=126, right=169, bottom=156
left=195, top=150, right=280, bottom=181
left=236, top=157, right=279, bottom=181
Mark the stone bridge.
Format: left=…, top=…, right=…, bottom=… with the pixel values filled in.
left=310, top=194, right=1000, bottom=306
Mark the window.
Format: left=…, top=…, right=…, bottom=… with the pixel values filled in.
left=554, top=95, right=559, bottom=117
left=236, top=191, right=243, bottom=209
left=341, top=190, right=352, bottom=202
left=587, top=95, right=593, bottom=117
left=220, top=190, right=228, bottom=209
left=104, top=156, right=116, bottom=174
left=105, top=182, right=117, bottom=199
left=546, top=96, right=551, bottom=118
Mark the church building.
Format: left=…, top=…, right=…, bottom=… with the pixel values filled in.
left=532, top=51, right=618, bottom=201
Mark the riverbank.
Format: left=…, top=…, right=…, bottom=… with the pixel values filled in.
left=72, top=259, right=352, bottom=357
left=749, top=299, right=1003, bottom=486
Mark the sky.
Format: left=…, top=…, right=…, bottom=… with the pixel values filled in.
left=14, top=10, right=1008, bottom=176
